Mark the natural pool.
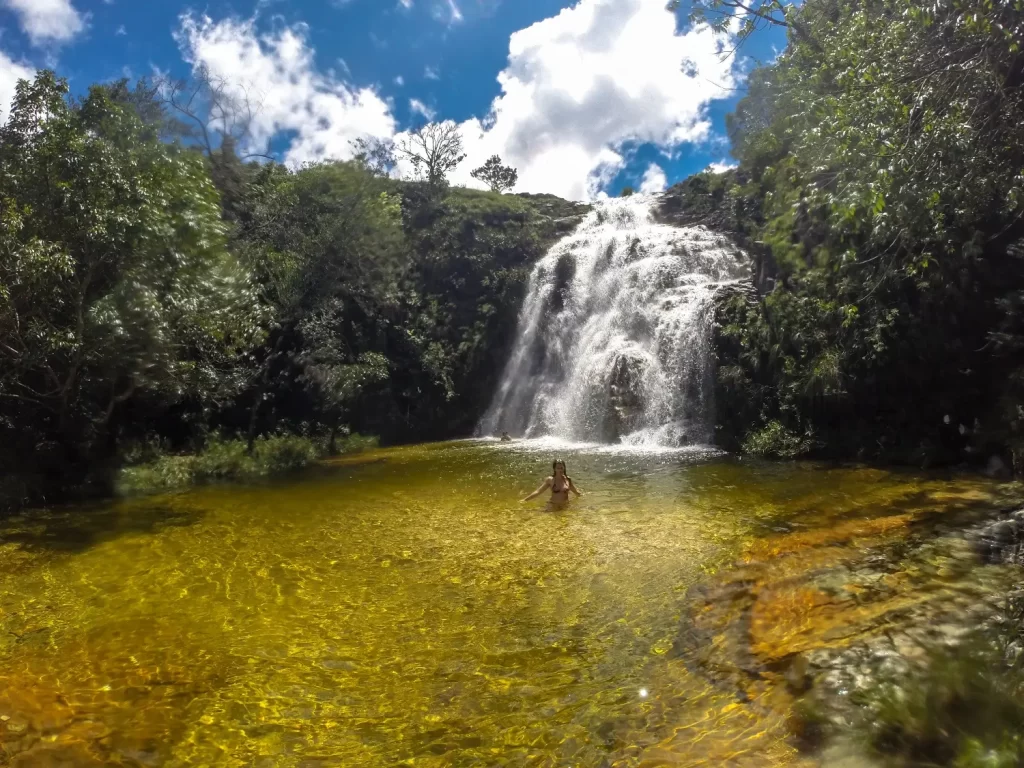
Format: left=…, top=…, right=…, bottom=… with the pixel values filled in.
left=0, top=440, right=1019, bottom=767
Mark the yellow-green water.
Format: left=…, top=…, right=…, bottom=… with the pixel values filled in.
left=0, top=440, right=1016, bottom=766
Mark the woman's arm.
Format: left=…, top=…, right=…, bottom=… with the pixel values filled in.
left=568, top=478, right=583, bottom=497
left=522, top=477, right=552, bottom=502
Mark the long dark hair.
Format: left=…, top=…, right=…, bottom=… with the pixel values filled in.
left=552, top=459, right=568, bottom=477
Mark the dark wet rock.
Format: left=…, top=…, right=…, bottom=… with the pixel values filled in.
left=985, top=455, right=1011, bottom=479
left=3, top=717, right=28, bottom=735
left=780, top=585, right=1015, bottom=762
left=672, top=494, right=1024, bottom=766
left=988, top=519, right=1017, bottom=542
left=785, top=654, right=813, bottom=694
left=602, top=355, right=646, bottom=442
left=969, top=508, right=1024, bottom=564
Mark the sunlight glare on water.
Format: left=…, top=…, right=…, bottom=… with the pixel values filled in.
left=0, top=440, right=1010, bottom=766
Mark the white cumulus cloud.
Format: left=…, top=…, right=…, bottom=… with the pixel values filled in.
left=639, top=163, right=667, bottom=194
left=0, top=50, right=33, bottom=123
left=706, top=160, right=738, bottom=174
left=173, top=1, right=739, bottom=201
left=1, top=0, right=86, bottom=46
left=433, top=0, right=737, bottom=200
left=175, top=14, right=396, bottom=167
left=409, top=98, right=435, bottom=120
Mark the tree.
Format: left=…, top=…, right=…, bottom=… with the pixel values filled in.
left=154, top=64, right=268, bottom=160
left=353, top=137, right=398, bottom=179
left=397, top=121, right=466, bottom=187
left=470, top=155, right=518, bottom=193
left=620, top=186, right=636, bottom=197
left=708, top=0, right=1024, bottom=466
left=0, top=71, right=262, bottom=495
left=143, top=67, right=277, bottom=222
left=231, top=160, right=404, bottom=450
left=669, top=0, right=820, bottom=50
left=300, top=302, right=390, bottom=453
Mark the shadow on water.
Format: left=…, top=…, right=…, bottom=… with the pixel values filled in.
left=0, top=499, right=205, bottom=554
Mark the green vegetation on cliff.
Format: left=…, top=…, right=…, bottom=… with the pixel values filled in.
left=663, top=0, right=1024, bottom=469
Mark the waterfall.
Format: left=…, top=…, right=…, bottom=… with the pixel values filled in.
left=479, top=194, right=749, bottom=448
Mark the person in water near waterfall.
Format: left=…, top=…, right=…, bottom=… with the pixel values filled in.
left=522, top=460, right=583, bottom=505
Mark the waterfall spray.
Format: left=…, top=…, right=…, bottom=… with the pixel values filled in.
left=479, top=195, right=748, bottom=447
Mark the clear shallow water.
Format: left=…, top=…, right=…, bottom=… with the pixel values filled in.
left=0, top=440, right=1013, bottom=766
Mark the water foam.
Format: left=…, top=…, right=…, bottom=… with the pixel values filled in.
left=479, top=194, right=748, bottom=447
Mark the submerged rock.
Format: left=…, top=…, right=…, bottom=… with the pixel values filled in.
left=985, top=455, right=1011, bottom=479
left=674, top=494, right=1024, bottom=763
left=970, top=508, right=1024, bottom=564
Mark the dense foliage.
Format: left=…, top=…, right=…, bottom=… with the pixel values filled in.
left=0, top=71, right=585, bottom=508
left=683, top=0, right=1024, bottom=468
left=0, top=73, right=261, bottom=504
left=5, top=0, right=1021, bottom=503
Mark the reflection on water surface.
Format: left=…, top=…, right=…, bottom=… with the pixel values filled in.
left=0, top=440, right=1015, bottom=766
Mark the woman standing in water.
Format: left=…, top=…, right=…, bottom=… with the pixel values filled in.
left=522, top=460, right=583, bottom=505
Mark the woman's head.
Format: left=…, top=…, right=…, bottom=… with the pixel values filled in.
left=552, top=459, right=567, bottom=476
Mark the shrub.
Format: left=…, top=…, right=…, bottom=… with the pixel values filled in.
left=248, top=434, right=320, bottom=475
left=330, top=433, right=379, bottom=455
left=741, top=420, right=813, bottom=459
left=116, top=433, right=353, bottom=495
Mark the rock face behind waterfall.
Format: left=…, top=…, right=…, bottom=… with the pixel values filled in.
left=479, top=195, right=750, bottom=448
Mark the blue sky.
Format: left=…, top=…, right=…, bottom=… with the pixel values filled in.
left=0, top=0, right=787, bottom=200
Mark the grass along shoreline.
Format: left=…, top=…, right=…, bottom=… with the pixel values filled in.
left=116, top=433, right=379, bottom=496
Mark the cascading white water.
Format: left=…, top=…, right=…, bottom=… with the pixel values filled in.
left=479, top=194, right=749, bottom=448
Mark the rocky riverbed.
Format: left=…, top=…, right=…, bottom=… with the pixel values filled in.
left=673, top=479, right=1024, bottom=766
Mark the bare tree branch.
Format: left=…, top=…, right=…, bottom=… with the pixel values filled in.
left=396, top=121, right=466, bottom=187
left=154, top=65, right=268, bottom=160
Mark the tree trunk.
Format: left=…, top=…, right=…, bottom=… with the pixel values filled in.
left=247, top=333, right=286, bottom=454
left=328, top=423, right=339, bottom=456
left=246, top=387, right=263, bottom=455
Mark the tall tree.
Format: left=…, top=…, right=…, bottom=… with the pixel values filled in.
left=0, top=71, right=261, bottom=494
left=709, top=0, right=1024, bottom=465
left=470, top=155, right=518, bottom=193
left=232, top=160, right=404, bottom=449
left=669, top=0, right=820, bottom=49
left=397, top=121, right=466, bottom=187
left=353, top=137, right=399, bottom=179
left=155, top=64, right=268, bottom=160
